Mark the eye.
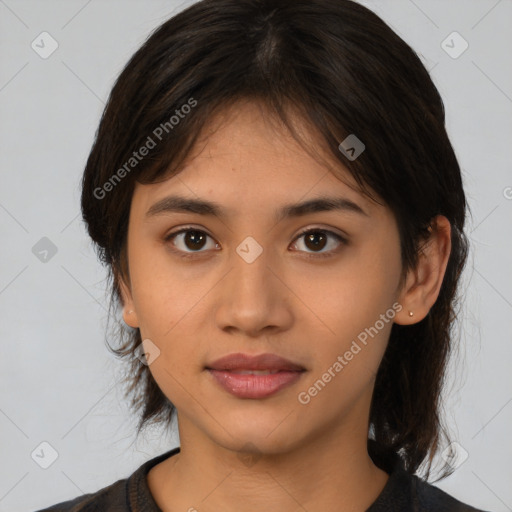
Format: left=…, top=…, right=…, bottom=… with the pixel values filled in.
left=164, top=226, right=347, bottom=260
left=291, top=228, right=347, bottom=259
left=164, top=227, right=219, bottom=259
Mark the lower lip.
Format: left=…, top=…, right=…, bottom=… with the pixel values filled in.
left=207, top=369, right=304, bottom=399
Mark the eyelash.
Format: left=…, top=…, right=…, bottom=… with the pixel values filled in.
left=164, top=226, right=347, bottom=260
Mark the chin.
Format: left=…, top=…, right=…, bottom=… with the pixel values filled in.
left=212, top=414, right=307, bottom=456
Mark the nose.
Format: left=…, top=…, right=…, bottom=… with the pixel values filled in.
left=214, top=242, right=293, bottom=337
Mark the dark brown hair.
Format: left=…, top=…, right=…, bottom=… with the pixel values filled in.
left=81, top=0, right=469, bottom=481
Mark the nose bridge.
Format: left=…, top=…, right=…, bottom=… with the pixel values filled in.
left=216, top=233, right=289, bottom=333
left=232, top=234, right=275, bottom=298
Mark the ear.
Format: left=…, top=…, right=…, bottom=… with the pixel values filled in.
left=118, top=271, right=140, bottom=329
left=394, top=215, right=452, bottom=325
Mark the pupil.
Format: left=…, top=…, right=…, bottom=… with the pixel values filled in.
left=306, top=232, right=326, bottom=251
left=186, top=231, right=205, bottom=250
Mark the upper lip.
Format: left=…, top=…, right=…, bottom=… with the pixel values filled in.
left=206, top=352, right=305, bottom=371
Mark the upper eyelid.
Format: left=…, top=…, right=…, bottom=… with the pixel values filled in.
left=295, top=226, right=348, bottom=241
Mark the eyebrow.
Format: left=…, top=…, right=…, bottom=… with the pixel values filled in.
left=145, top=194, right=369, bottom=222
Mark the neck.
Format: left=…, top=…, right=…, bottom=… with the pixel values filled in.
left=148, top=416, right=390, bottom=512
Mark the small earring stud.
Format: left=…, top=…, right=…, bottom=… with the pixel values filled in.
left=127, top=310, right=134, bottom=315
left=409, top=311, right=414, bottom=317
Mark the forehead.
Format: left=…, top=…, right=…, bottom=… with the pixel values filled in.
left=132, top=100, right=379, bottom=217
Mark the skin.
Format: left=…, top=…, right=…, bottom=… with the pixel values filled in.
left=120, top=100, right=451, bottom=512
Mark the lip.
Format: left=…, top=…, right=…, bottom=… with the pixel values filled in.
left=205, top=352, right=306, bottom=399
left=207, top=369, right=304, bottom=399
left=205, top=352, right=305, bottom=372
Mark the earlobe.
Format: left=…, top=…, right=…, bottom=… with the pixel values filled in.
left=394, top=215, right=452, bottom=325
left=123, top=308, right=139, bottom=328
left=118, top=274, right=139, bottom=328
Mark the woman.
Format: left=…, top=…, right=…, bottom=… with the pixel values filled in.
left=37, top=0, right=491, bottom=510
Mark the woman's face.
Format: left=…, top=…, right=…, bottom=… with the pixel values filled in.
left=121, top=101, right=407, bottom=455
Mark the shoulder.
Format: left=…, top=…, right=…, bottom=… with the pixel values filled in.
left=368, top=460, right=493, bottom=512
left=33, top=477, right=127, bottom=511
left=411, top=473, right=492, bottom=512
left=33, top=447, right=180, bottom=512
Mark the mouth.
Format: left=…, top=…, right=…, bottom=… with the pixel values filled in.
left=206, top=368, right=305, bottom=399
left=221, top=369, right=286, bottom=375
left=205, top=352, right=306, bottom=372
left=205, top=353, right=306, bottom=399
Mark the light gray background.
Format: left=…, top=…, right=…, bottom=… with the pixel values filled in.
left=1, top=0, right=511, bottom=511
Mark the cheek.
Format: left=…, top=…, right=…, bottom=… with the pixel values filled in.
left=295, top=269, right=398, bottom=413
left=127, top=243, right=221, bottom=386
left=293, top=247, right=401, bottom=389
left=128, top=242, right=204, bottom=332
left=297, top=249, right=400, bottom=334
